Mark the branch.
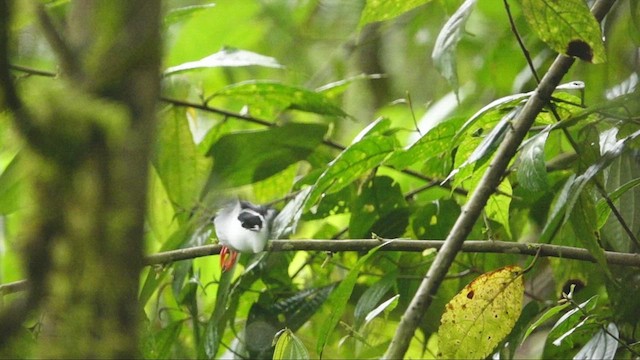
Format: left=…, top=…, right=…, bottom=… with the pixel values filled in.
left=159, top=96, right=469, bottom=196
left=3, top=239, right=640, bottom=296
left=383, top=1, right=618, bottom=358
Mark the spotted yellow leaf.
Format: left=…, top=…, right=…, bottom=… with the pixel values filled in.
left=438, top=265, right=524, bottom=359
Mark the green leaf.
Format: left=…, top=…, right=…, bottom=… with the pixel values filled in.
left=385, top=116, right=462, bottom=170
left=164, top=4, right=216, bottom=26
left=569, top=190, right=611, bottom=278
left=0, top=153, right=24, bottom=215
left=520, top=0, right=606, bottom=63
left=142, top=321, right=183, bottom=359
left=521, top=302, right=570, bottom=345
left=446, top=106, right=521, bottom=184
left=153, top=107, right=212, bottom=211
left=164, top=47, right=283, bottom=75
left=358, top=0, right=432, bottom=27
left=316, top=242, right=389, bottom=357
left=199, top=269, right=235, bottom=359
left=543, top=296, right=600, bottom=358
left=210, top=81, right=348, bottom=117
left=354, top=271, right=397, bottom=329
left=273, top=329, right=310, bottom=360
left=205, top=122, right=328, bottom=189
left=485, top=179, right=513, bottom=239
left=438, top=265, right=524, bottom=359
left=350, top=176, right=408, bottom=238
left=304, top=134, right=397, bottom=211
left=432, top=0, right=477, bottom=96
left=518, top=132, right=549, bottom=192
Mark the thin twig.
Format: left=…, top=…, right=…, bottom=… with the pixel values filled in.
left=503, top=0, right=540, bottom=84
left=35, top=4, right=77, bottom=76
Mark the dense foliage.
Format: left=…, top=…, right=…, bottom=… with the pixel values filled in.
left=1, top=0, right=639, bottom=358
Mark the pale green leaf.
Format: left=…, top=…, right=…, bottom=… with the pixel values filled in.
left=518, top=132, right=549, bottom=192
left=358, top=0, right=432, bottom=27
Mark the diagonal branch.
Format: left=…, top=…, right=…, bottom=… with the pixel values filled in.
left=383, top=0, right=618, bottom=358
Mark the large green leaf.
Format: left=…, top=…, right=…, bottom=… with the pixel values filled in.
left=210, top=81, right=348, bottom=117
left=153, top=107, right=212, bottom=212
left=354, top=271, right=397, bottom=329
left=520, top=0, right=606, bottom=63
left=304, top=119, right=398, bottom=211
left=358, top=0, right=432, bottom=27
left=205, top=122, right=328, bottom=189
left=385, top=116, right=463, bottom=170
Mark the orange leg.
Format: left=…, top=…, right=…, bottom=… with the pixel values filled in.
left=220, top=246, right=238, bottom=272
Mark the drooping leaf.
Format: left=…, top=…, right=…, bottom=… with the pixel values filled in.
left=437, top=265, right=524, bottom=359
left=432, top=0, right=477, bottom=97
left=358, top=0, right=432, bottom=28
left=199, top=269, right=235, bottom=359
left=518, top=132, right=549, bottom=192
left=573, top=323, right=619, bottom=360
left=520, top=0, right=606, bottom=63
left=364, top=294, right=399, bottom=325
left=164, top=48, right=283, bottom=75
left=210, top=81, right=348, bottom=117
left=316, top=242, right=388, bottom=357
left=205, top=122, right=328, bottom=189
left=569, top=190, right=611, bottom=279
left=273, top=329, right=310, bottom=360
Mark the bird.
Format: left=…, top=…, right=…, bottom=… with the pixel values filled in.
left=214, top=199, right=277, bottom=272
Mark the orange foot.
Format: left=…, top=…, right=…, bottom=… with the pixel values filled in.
left=220, top=246, right=238, bottom=272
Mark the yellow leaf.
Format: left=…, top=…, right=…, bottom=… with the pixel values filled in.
left=437, top=265, right=524, bottom=359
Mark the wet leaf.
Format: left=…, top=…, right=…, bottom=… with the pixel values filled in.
left=438, top=265, right=524, bottom=359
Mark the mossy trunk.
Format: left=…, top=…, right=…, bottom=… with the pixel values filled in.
left=27, top=1, right=161, bottom=357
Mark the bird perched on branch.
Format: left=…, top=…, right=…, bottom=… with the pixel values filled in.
left=214, top=199, right=277, bottom=272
